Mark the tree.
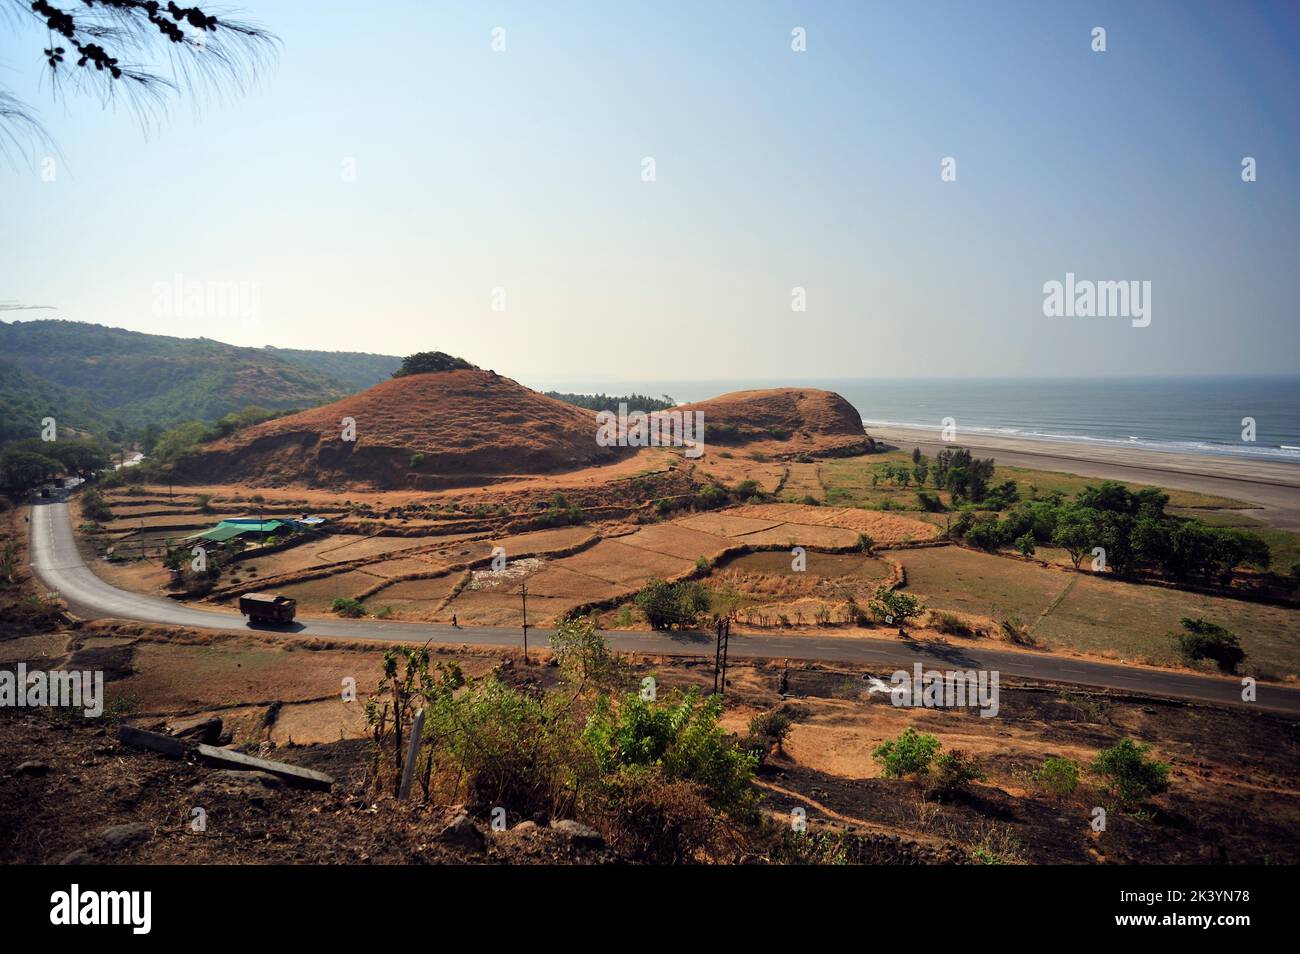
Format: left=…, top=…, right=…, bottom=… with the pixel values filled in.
left=911, top=449, right=929, bottom=487
left=634, top=578, right=709, bottom=630
left=549, top=615, right=622, bottom=691
left=49, top=438, right=109, bottom=478
left=870, top=585, right=924, bottom=635
left=0, top=446, right=61, bottom=493
left=1172, top=617, right=1245, bottom=673
left=1052, top=506, right=1098, bottom=569
left=1, top=0, right=277, bottom=160
left=1014, top=532, right=1036, bottom=560
left=392, top=351, right=476, bottom=377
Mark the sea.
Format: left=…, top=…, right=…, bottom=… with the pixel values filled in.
left=520, top=375, right=1300, bottom=465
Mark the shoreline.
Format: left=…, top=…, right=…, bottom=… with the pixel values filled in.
left=865, top=424, right=1300, bottom=531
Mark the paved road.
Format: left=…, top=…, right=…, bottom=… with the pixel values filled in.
left=27, top=496, right=1300, bottom=715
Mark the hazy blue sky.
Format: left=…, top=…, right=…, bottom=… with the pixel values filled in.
left=2, top=1, right=1297, bottom=380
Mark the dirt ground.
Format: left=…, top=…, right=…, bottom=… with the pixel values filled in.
left=3, top=618, right=1297, bottom=865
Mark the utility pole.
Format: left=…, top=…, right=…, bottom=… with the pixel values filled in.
left=521, top=581, right=529, bottom=663
left=712, top=616, right=724, bottom=695
left=719, top=616, right=731, bottom=698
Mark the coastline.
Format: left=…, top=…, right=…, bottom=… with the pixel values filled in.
left=865, top=424, right=1300, bottom=531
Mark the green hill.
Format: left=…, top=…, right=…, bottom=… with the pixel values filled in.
left=0, top=320, right=400, bottom=444
left=0, top=360, right=112, bottom=444
left=266, top=346, right=401, bottom=391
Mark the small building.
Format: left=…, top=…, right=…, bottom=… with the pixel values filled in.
left=185, top=519, right=288, bottom=544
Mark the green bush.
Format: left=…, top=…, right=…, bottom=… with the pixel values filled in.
left=1014, top=532, right=1036, bottom=559
left=1091, top=739, right=1170, bottom=810
left=1034, top=756, right=1080, bottom=798
left=80, top=488, right=112, bottom=523
left=1172, top=617, right=1245, bottom=673
left=929, top=749, right=986, bottom=800
left=583, top=687, right=758, bottom=816
left=536, top=492, right=583, bottom=528
left=916, top=491, right=946, bottom=513
left=872, top=727, right=940, bottom=779
left=331, top=597, right=366, bottom=618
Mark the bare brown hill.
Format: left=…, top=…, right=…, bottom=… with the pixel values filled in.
left=174, top=370, right=617, bottom=489
left=682, top=388, right=873, bottom=457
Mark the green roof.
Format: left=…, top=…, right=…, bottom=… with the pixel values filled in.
left=185, top=519, right=286, bottom=542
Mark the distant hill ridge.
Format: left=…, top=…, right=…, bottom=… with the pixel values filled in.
left=0, top=319, right=402, bottom=442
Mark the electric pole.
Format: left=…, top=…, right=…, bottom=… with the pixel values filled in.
left=713, top=616, right=723, bottom=695
left=521, top=581, right=529, bottom=663
left=719, top=616, right=731, bottom=697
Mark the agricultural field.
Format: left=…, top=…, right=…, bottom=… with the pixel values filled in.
left=896, top=547, right=1300, bottom=680
left=72, top=452, right=1300, bottom=685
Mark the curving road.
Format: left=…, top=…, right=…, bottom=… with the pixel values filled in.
left=27, top=495, right=1300, bottom=715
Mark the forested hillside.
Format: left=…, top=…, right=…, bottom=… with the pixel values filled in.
left=0, top=320, right=399, bottom=444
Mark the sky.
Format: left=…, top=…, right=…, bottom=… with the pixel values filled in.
left=1, top=1, right=1298, bottom=382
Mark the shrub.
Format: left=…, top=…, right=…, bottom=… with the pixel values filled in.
left=537, top=492, right=583, bottom=528
left=583, top=687, right=758, bottom=816
left=857, top=532, right=875, bottom=553
left=80, top=489, right=112, bottom=523
left=1014, top=532, right=1036, bottom=559
left=434, top=676, right=579, bottom=816
left=965, top=517, right=1005, bottom=552
left=872, top=727, right=940, bottom=779
left=696, top=484, right=727, bottom=509
left=999, top=616, right=1036, bottom=647
left=929, top=749, right=986, bottom=800
left=1091, top=739, right=1170, bottom=810
left=931, top=611, right=982, bottom=639
left=594, top=765, right=727, bottom=863
left=916, top=491, right=945, bottom=513
left=1172, top=617, right=1245, bottom=673
left=331, top=597, right=365, bottom=618
left=195, top=493, right=214, bottom=513
left=1034, top=756, right=1080, bottom=798
left=694, top=555, right=711, bottom=575
left=744, top=708, right=794, bottom=761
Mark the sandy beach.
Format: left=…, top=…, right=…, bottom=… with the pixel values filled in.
left=866, top=424, right=1300, bottom=530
